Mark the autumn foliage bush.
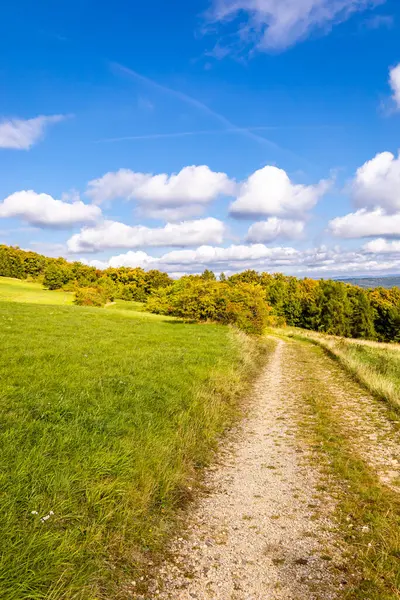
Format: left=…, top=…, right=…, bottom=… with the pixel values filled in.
left=74, top=286, right=110, bottom=307
left=146, top=278, right=271, bottom=335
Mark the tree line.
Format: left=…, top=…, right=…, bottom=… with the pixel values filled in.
left=1, top=244, right=399, bottom=340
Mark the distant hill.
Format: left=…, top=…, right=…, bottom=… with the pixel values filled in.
left=336, top=275, right=400, bottom=289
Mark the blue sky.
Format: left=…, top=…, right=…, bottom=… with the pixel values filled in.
left=1, top=0, right=400, bottom=276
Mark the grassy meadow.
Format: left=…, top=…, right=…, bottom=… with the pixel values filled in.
left=0, top=278, right=267, bottom=599
left=278, top=328, right=400, bottom=412
left=0, top=276, right=74, bottom=305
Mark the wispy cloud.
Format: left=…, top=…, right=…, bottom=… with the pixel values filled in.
left=110, top=62, right=283, bottom=152
left=137, top=96, right=155, bottom=111
left=0, top=115, right=68, bottom=150
left=206, top=0, right=386, bottom=54
left=361, top=13, right=393, bottom=29
left=389, top=63, right=400, bottom=110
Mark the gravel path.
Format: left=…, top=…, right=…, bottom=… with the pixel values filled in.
left=141, top=338, right=343, bottom=600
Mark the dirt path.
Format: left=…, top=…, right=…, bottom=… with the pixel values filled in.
left=141, top=339, right=345, bottom=600
left=296, top=340, right=400, bottom=492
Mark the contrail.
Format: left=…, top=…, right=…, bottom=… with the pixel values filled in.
left=110, top=62, right=284, bottom=152
left=95, top=124, right=336, bottom=149
left=95, top=126, right=281, bottom=144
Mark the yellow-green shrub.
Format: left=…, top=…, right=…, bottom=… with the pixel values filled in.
left=74, top=286, right=109, bottom=307
left=146, top=278, right=270, bottom=334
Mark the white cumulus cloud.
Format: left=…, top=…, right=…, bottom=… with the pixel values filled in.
left=352, top=151, right=400, bottom=212
left=230, top=165, right=329, bottom=218
left=160, top=244, right=299, bottom=267
left=86, top=165, right=235, bottom=207
left=0, top=190, right=101, bottom=228
left=246, top=218, right=304, bottom=243
left=89, top=251, right=155, bottom=270
left=389, top=63, right=400, bottom=109
left=208, top=0, right=382, bottom=52
left=0, top=115, right=66, bottom=150
left=329, top=208, right=400, bottom=238
left=330, top=151, right=400, bottom=238
left=86, top=244, right=300, bottom=272
left=67, top=217, right=225, bottom=253
left=85, top=243, right=400, bottom=277
left=363, top=238, right=400, bottom=253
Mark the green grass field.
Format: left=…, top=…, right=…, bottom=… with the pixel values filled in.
left=0, top=278, right=266, bottom=599
left=0, top=276, right=74, bottom=305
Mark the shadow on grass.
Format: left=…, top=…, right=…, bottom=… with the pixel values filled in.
left=162, top=319, right=197, bottom=325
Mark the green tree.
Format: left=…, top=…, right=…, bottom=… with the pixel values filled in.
left=317, top=281, right=352, bottom=336
left=144, top=270, right=172, bottom=294
left=298, top=279, right=320, bottom=330
left=228, top=270, right=261, bottom=285
left=43, top=263, right=70, bottom=290
left=71, top=262, right=99, bottom=286
left=0, top=246, right=25, bottom=279
left=348, top=287, right=376, bottom=339
left=369, top=288, right=400, bottom=341
left=21, top=251, right=47, bottom=278
left=201, top=269, right=216, bottom=281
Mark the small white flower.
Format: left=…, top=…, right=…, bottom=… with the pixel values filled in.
left=40, top=510, right=55, bottom=523
left=31, top=510, right=38, bottom=515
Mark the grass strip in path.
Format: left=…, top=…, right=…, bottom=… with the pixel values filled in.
left=276, top=328, right=400, bottom=414
left=291, top=340, right=400, bottom=599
